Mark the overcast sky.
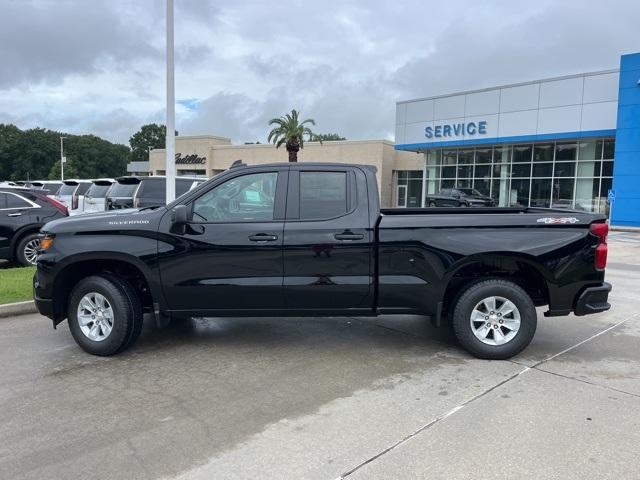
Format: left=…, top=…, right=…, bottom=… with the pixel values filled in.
left=0, top=0, right=638, bottom=146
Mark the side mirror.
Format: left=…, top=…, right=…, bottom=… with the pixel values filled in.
left=172, top=205, right=190, bottom=225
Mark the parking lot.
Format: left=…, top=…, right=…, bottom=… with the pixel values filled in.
left=0, top=232, right=638, bottom=480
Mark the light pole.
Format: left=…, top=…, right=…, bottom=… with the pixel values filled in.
left=165, top=0, right=176, bottom=202
left=60, top=136, right=67, bottom=181
left=148, top=146, right=154, bottom=176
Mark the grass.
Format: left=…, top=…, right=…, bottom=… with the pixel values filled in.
left=0, top=266, right=36, bottom=305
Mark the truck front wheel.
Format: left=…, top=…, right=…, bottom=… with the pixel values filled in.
left=67, top=275, right=143, bottom=356
left=451, top=279, right=537, bottom=360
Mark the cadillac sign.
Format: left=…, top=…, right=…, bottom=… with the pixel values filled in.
left=175, top=153, right=206, bottom=165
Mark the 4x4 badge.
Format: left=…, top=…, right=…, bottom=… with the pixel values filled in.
left=536, top=217, right=580, bottom=224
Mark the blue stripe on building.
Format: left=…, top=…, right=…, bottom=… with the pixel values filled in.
left=612, top=52, right=640, bottom=227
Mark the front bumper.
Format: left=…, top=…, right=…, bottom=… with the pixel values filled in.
left=33, top=271, right=55, bottom=321
left=574, top=282, right=612, bottom=316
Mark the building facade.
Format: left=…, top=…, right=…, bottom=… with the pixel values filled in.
left=395, top=52, right=640, bottom=226
left=139, top=136, right=419, bottom=208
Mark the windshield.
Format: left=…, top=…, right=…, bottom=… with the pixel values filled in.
left=58, top=184, right=77, bottom=196
left=109, top=182, right=139, bottom=197
left=87, top=183, right=111, bottom=198
left=458, top=188, right=483, bottom=197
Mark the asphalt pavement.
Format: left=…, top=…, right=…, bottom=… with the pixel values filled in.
left=0, top=234, right=639, bottom=480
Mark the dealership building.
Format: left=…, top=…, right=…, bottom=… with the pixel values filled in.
left=395, top=52, right=640, bottom=226
left=128, top=135, right=420, bottom=208
left=129, top=52, right=640, bottom=224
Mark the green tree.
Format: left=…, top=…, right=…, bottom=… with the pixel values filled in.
left=129, top=123, right=178, bottom=163
left=0, top=124, right=131, bottom=181
left=267, top=109, right=320, bottom=162
left=313, top=133, right=346, bottom=141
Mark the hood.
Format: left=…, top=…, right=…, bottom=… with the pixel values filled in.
left=42, top=207, right=166, bottom=234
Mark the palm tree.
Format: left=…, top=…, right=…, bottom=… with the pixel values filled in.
left=267, top=109, right=321, bottom=162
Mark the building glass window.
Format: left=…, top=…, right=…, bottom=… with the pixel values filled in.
left=511, top=163, right=532, bottom=177
left=533, top=162, right=553, bottom=177
left=513, top=145, right=532, bottom=162
left=475, top=148, right=492, bottom=163
left=531, top=179, right=552, bottom=208
left=603, top=140, right=615, bottom=160
left=533, top=143, right=554, bottom=162
left=555, top=142, right=577, bottom=161
left=458, top=149, right=474, bottom=164
left=554, top=161, right=576, bottom=177
left=395, top=170, right=424, bottom=207
left=399, top=137, right=614, bottom=214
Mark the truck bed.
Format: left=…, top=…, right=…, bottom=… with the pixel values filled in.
left=380, top=207, right=526, bottom=215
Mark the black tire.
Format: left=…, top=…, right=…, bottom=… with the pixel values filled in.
left=429, top=201, right=437, bottom=207
left=67, top=275, right=142, bottom=356
left=459, top=202, right=468, bottom=207
left=101, top=274, right=144, bottom=351
left=451, top=279, right=537, bottom=360
left=15, top=232, right=41, bottom=266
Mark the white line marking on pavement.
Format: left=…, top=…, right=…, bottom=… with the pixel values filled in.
left=338, top=313, right=636, bottom=478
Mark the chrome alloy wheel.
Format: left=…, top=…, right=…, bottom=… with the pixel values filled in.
left=23, top=238, right=41, bottom=265
left=470, top=296, right=521, bottom=346
left=77, top=293, right=114, bottom=342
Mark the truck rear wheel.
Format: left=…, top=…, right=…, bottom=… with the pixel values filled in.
left=451, top=279, right=537, bottom=360
left=67, top=275, right=142, bottom=356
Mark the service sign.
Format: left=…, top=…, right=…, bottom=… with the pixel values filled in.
left=425, top=120, right=488, bottom=139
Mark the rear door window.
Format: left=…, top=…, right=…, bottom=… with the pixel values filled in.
left=4, top=193, right=32, bottom=209
left=109, top=182, right=139, bottom=198
left=58, top=184, right=78, bottom=196
left=299, top=171, right=348, bottom=220
left=87, top=183, right=112, bottom=198
left=77, top=183, right=92, bottom=195
left=139, top=179, right=165, bottom=199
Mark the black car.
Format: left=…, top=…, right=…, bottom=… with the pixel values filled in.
left=425, top=188, right=495, bottom=207
left=0, top=187, right=68, bottom=266
left=106, top=176, right=203, bottom=210
left=35, top=162, right=610, bottom=359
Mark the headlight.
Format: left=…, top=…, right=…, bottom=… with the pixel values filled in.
left=40, top=233, right=55, bottom=251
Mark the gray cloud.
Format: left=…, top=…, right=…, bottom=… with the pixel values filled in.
left=0, top=0, right=160, bottom=88
left=0, top=0, right=638, bottom=145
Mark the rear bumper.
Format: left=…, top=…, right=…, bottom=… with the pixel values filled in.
left=574, top=282, right=612, bottom=316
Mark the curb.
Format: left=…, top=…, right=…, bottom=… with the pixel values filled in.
left=611, top=226, right=640, bottom=233
left=0, top=300, right=37, bottom=318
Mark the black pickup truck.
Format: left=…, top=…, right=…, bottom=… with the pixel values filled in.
left=34, top=162, right=611, bottom=359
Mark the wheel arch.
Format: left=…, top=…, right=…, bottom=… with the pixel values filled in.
left=51, top=253, right=161, bottom=325
left=441, top=253, right=550, bottom=318
left=10, top=224, right=43, bottom=261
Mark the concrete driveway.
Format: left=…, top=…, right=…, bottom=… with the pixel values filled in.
left=0, top=233, right=638, bottom=480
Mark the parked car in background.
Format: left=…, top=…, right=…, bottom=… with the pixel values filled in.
left=0, top=186, right=68, bottom=266
left=28, top=181, right=63, bottom=197
left=106, top=176, right=203, bottom=210
left=55, top=180, right=92, bottom=215
left=425, top=188, right=496, bottom=207
left=83, top=179, right=114, bottom=214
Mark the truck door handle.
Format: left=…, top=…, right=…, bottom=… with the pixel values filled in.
left=334, top=232, right=364, bottom=241
left=248, top=233, right=278, bottom=242
left=7, top=212, right=22, bottom=217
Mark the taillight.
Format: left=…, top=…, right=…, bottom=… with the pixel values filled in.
left=44, top=196, right=69, bottom=216
left=590, top=222, right=608, bottom=270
